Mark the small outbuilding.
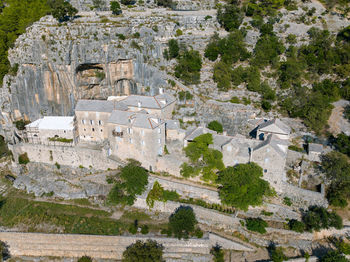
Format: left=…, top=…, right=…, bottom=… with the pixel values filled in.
left=307, top=143, right=323, bottom=162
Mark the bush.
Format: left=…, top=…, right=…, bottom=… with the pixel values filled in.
left=269, top=246, right=288, bottom=262
left=156, top=0, right=172, bottom=8
left=320, top=250, right=349, bottom=262
left=245, top=217, right=268, bottom=234
left=55, top=162, right=61, bottom=169
left=122, top=240, right=164, bottom=262
left=15, top=120, right=27, bottom=130
left=48, top=0, right=78, bottom=22
left=121, top=0, right=135, bottom=5
left=168, top=206, right=197, bottom=239
left=175, top=29, right=183, bottom=36
left=18, top=153, right=29, bottom=165
left=128, top=224, right=137, bottom=234
left=110, top=1, right=122, bottom=15
left=207, top=121, right=223, bottom=133
left=288, top=219, right=305, bottom=233
left=194, top=227, right=203, bottom=238
left=283, top=197, right=292, bottom=206
left=77, top=256, right=92, bottom=262
left=302, top=206, right=343, bottom=232
left=210, top=244, right=224, bottom=262
left=141, top=225, right=149, bottom=234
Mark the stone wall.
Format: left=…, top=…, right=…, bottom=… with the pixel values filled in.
left=280, top=182, right=328, bottom=208
left=10, top=143, right=119, bottom=170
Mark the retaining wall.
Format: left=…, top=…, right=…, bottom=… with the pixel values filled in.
left=10, top=143, right=119, bottom=170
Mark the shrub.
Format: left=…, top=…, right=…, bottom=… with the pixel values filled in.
left=207, top=120, right=223, bottom=133
left=245, top=218, right=268, bottom=234
left=230, top=96, right=240, bottom=103
left=110, top=1, right=122, bottom=15
left=270, top=246, right=288, bottom=262
left=77, top=256, right=92, bottom=262
left=15, top=120, right=28, bottom=130
left=155, top=0, right=172, bottom=8
left=128, top=224, right=137, bottom=234
left=288, top=145, right=304, bottom=152
left=288, top=219, right=305, bottom=233
left=175, top=29, right=183, bottom=36
left=117, top=33, right=126, bottom=40
left=18, top=153, right=29, bottom=165
left=217, top=4, right=243, bottom=31
left=122, top=240, right=164, bottom=261
left=283, top=197, right=292, bottom=206
left=141, top=225, right=149, bottom=234
left=49, top=0, right=78, bottom=22
left=194, top=227, right=203, bottom=238
left=320, top=250, right=348, bottom=262
left=210, top=244, right=224, bottom=262
left=121, top=0, right=135, bottom=5
left=55, top=162, right=61, bottom=169
left=302, top=206, right=343, bottom=232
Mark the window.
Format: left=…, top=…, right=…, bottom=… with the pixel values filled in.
left=64, top=130, right=66, bottom=133
left=158, top=128, right=161, bottom=134
left=129, top=138, right=133, bottom=144
left=264, top=169, right=267, bottom=173
left=158, top=138, right=161, bottom=144
left=264, top=158, right=269, bottom=163
left=141, top=130, right=144, bottom=136
left=84, top=128, right=86, bottom=131
left=82, top=119, right=86, bottom=125
left=92, top=128, right=95, bottom=132
left=141, top=140, right=145, bottom=146
left=90, top=120, right=94, bottom=125
left=115, top=145, right=118, bottom=151
left=101, top=129, right=103, bottom=132
left=127, top=128, right=133, bottom=134
left=158, top=147, right=163, bottom=155
left=115, top=126, right=121, bottom=132
left=98, top=120, right=103, bottom=126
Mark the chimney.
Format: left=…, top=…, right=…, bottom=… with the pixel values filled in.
left=159, top=88, right=164, bottom=94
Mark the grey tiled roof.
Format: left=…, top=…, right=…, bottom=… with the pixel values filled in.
left=165, top=120, right=181, bottom=130
left=108, top=110, right=162, bottom=129
left=254, top=134, right=289, bottom=157
left=211, top=134, right=233, bottom=150
left=258, top=119, right=291, bottom=135
left=119, top=94, right=176, bottom=109
left=75, top=100, right=125, bottom=113
left=184, top=127, right=217, bottom=141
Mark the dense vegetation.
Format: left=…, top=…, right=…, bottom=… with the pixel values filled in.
left=110, top=1, right=122, bottom=15
left=122, top=240, right=164, bottom=262
left=0, top=0, right=77, bottom=86
left=77, top=256, right=92, bottom=262
left=210, top=244, right=225, bottom=262
left=321, top=151, right=350, bottom=207
left=168, top=205, right=198, bottom=239
left=107, top=160, right=149, bottom=205
left=302, top=206, right=343, bottom=232
left=180, top=133, right=224, bottom=182
left=175, top=49, right=202, bottom=85
left=217, top=162, right=272, bottom=210
left=206, top=0, right=350, bottom=132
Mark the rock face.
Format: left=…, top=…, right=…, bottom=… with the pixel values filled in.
left=0, top=8, right=218, bottom=131
left=13, top=162, right=113, bottom=199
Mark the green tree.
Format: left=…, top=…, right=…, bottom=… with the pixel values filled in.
left=253, top=33, right=285, bottom=68
left=77, top=256, right=92, bottom=262
left=321, top=151, right=350, bottom=206
left=122, top=240, right=164, bottom=262
left=48, top=0, right=78, bottom=22
left=217, top=162, right=271, bottom=210
left=168, top=206, right=197, bottom=239
left=168, top=39, right=179, bottom=59
left=92, top=0, right=105, bottom=10
left=213, top=61, right=232, bottom=90
left=207, top=120, right=223, bottom=133
left=110, top=1, right=122, bottom=15
left=174, top=49, right=202, bottom=85
left=108, top=161, right=148, bottom=205
left=332, top=133, right=350, bottom=157
left=344, top=105, right=350, bottom=121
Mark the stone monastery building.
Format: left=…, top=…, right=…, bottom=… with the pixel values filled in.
left=24, top=93, right=291, bottom=189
